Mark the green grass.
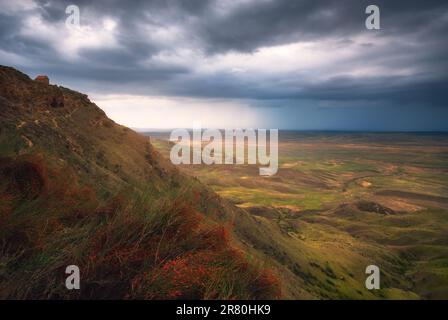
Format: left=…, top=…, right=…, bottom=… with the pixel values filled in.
left=149, top=132, right=448, bottom=299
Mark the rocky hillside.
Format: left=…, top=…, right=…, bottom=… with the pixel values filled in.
left=0, top=66, right=179, bottom=197
left=0, top=66, right=280, bottom=299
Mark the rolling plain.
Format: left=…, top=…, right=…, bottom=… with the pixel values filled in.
left=148, top=131, right=448, bottom=299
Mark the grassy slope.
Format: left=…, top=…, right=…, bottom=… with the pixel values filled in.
left=0, top=66, right=280, bottom=299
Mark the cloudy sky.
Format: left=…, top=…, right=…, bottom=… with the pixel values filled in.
left=1, top=0, right=447, bottom=130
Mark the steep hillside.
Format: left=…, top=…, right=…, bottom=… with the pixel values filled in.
left=0, top=66, right=280, bottom=299
left=0, top=66, right=177, bottom=196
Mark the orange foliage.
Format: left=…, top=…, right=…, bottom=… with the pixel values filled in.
left=252, top=269, right=282, bottom=299
left=0, top=155, right=282, bottom=300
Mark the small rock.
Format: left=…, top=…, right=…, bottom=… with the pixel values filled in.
left=35, top=75, right=49, bottom=85
left=360, top=180, right=372, bottom=188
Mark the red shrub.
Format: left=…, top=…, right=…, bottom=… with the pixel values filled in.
left=252, top=269, right=282, bottom=299
left=165, top=203, right=203, bottom=240
left=197, top=224, right=231, bottom=251
left=0, top=155, right=48, bottom=199
left=137, top=252, right=221, bottom=299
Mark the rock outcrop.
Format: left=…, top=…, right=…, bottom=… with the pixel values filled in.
left=35, top=75, right=49, bottom=85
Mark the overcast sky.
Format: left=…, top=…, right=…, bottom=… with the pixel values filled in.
left=1, top=0, right=447, bottom=130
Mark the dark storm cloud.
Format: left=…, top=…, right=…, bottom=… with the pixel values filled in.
left=0, top=0, right=447, bottom=115
left=28, top=0, right=448, bottom=53
left=181, top=0, right=448, bottom=53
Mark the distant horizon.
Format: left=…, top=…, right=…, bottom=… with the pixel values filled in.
left=135, top=127, right=448, bottom=134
